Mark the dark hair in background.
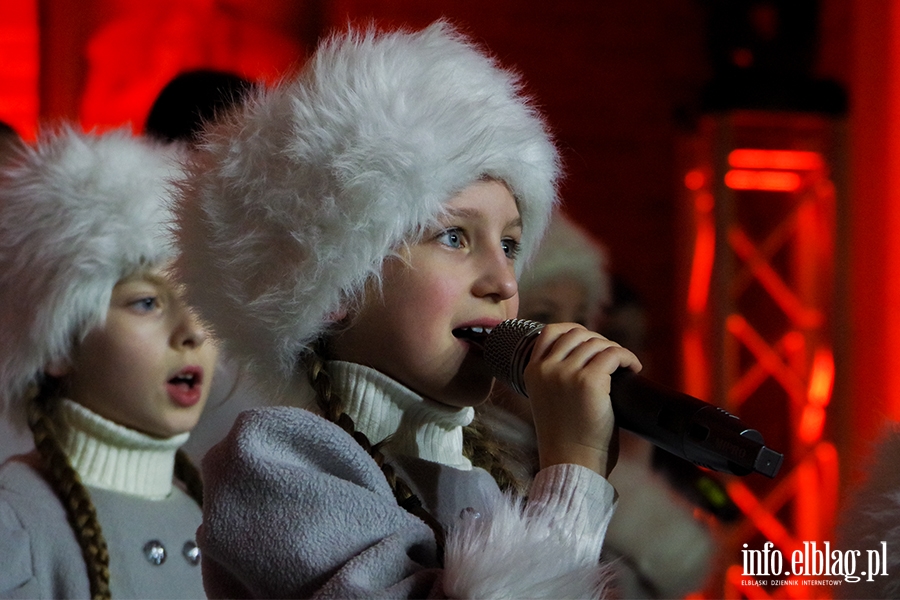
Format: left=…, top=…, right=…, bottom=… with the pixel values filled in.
left=0, top=120, right=25, bottom=164
left=144, top=70, right=256, bottom=144
left=0, top=120, right=20, bottom=138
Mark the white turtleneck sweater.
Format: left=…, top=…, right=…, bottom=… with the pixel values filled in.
left=329, top=360, right=474, bottom=470
left=0, top=400, right=205, bottom=599
left=56, top=399, right=189, bottom=499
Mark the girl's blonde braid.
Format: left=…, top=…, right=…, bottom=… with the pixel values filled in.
left=25, top=383, right=204, bottom=600
left=26, top=384, right=111, bottom=600
left=304, top=348, right=446, bottom=558
left=462, top=417, right=527, bottom=495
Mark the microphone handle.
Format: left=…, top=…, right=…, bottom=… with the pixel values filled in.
left=610, top=369, right=783, bottom=478
left=482, top=319, right=783, bottom=478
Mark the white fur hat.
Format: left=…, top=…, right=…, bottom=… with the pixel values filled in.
left=0, top=126, right=184, bottom=406
left=174, top=21, right=560, bottom=389
left=518, top=209, right=612, bottom=326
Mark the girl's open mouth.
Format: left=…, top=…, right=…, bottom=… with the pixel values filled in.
left=166, top=366, right=204, bottom=407
left=452, top=326, right=494, bottom=349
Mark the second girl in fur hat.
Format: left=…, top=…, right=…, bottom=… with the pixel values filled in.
left=176, top=21, right=640, bottom=598
left=0, top=128, right=219, bottom=599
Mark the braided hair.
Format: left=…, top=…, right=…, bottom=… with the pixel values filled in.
left=25, top=380, right=203, bottom=600
left=462, top=417, right=526, bottom=495
left=305, top=348, right=446, bottom=556
left=304, top=343, right=530, bottom=561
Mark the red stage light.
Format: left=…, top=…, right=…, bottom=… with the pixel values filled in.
left=724, top=149, right=825, bottom=192
left=0, top=1, right=39, bottom=139
left=725, top=169, right=803, bottom=192
left=728, top=149, right=825, bottom=171
left=684, top=168, right=706, bottom=191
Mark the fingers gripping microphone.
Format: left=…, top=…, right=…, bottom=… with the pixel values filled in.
left=484, top=319, right=784, bottom=478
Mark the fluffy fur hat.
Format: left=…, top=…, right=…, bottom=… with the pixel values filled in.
left=0, top=127, right=184, bottom=407
left=518, top=210, right=612, bottom=327
left=174, top=21, right=560, bottom=389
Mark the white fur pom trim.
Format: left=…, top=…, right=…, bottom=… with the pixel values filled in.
left=443, top=466, right=615, bottom=599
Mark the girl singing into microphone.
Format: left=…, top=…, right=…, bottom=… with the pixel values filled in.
left=174, top=21, right=640, bottom=598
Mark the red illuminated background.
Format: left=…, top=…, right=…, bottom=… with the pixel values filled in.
left=1, top=0, right=898, bottom=597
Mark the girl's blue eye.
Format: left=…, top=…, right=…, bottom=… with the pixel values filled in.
left=502, top=238, right=521, bottom=260
left=132, top=297, right=159, bottom=312
left=437, top=228, right=464, bottom=249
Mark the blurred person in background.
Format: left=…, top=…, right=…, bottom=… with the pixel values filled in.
left=483, top=208, right=717, bottom=599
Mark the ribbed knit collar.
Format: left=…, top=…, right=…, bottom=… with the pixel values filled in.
left=328, top=361, right=475, bottom=470
left=55, top=399, right=188, bottom=499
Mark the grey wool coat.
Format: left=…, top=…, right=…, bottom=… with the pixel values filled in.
left=0, top=454, right=205, bottom=599
left=198, top=405, right=618, bottom=599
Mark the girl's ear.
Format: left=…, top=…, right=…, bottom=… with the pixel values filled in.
left=325, top=307, right=348, bottom=324
left=43, top=356, right=72, bottom=378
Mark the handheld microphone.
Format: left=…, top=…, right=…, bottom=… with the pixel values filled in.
left=483, top=319, right=784, bottom=478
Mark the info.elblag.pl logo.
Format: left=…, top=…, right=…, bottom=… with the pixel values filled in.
left=742, top=541, right=889, bottom=585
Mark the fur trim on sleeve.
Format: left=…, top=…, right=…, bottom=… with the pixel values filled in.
left=442, top=465, right=615, bottom=599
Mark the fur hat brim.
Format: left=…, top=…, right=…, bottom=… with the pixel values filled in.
left=0, top=126, right=184, bottom=408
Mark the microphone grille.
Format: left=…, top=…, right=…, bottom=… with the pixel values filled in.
left=484, top=319, right=544, bottom=397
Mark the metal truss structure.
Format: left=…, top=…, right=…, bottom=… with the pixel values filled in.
left=680, top=111, right=841, bottom=599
